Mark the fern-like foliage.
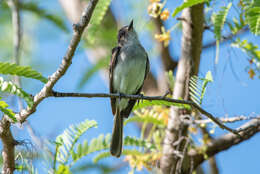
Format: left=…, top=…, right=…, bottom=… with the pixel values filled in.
left=212, top=3, right=232, bottom=64
left=212, top=3, right=232, bottom=40
left=133, top=99, right=190, bottom=111
left=231, top=38, right=260, bottom=61
left=172, top=0, right=208, bottom=17
left=189, top=71, right=213, bottom=105
left=0, top=62, right=48, bottom=83
left=124, top=136, right=156, bottom=150
left=55, top=119, right=97, bottom=164
left=93, top=149, right=143, bottom=163
left=86, top=0, right=113, bottom=44
left=124, top=115, right=165, bottom=127
left=0, top=77, right=33, bottom=108
left=0, top=100, right=16, bottom=122
left=241, top=0, right=260, bottom=35
left=71, top=134, right=110, bottom=163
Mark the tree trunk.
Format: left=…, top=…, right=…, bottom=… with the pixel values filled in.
left=160, top=2, right=204, bottom=173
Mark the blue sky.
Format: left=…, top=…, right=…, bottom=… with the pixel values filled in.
left=1, top=0, right=260, bottom=173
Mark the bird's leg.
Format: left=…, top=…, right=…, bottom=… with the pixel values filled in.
left=137, top=93, right=144, bottom=105
left=163, top=90, right=171, bottom=98
left=118, top=93, right=124, bottom=101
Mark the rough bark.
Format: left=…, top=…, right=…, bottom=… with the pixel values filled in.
left=0, top=118, right=16, bottom=174
left=160, top=2, right=204, bottom=174
left=190, top=118, right=260, bottom=168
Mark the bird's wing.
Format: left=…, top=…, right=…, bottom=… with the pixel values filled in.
left=120, top=54, right=150, bottom=118
left=109, top=46, right=121, bottom=115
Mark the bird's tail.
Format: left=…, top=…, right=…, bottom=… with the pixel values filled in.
left=110, top=109, right=123, bottom=157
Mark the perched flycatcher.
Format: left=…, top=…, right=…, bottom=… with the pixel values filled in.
left=109, top=20, right=150, bottom=157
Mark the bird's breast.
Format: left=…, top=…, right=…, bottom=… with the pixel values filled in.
left=113, top=53, right=146, bottom=95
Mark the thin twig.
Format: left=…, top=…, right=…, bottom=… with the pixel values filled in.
left=202, top=27, right=249, bottom=50
left=195, top=115, right=260, bottom=124
left=50, top=91, right=240, bottom=136
left=14, top=0, right=99, bottom=123
left=190, top=118, right=260, bottom=169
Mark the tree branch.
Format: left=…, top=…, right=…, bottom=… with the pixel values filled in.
left=1, top=0, right=21, bottom=173
left=50, top=91, right=239, bottom=136
left=190, top=118, right=260, bottom=169
left=161, top=3, right=205, bottom=173
left=0, top=118, right=17, bottom=174
left=14, top=0, right=99, bottom=123
left=202, top=27, right=249, bottom=50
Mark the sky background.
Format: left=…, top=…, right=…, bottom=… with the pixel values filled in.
left=1, top=0, right=260, bottom=173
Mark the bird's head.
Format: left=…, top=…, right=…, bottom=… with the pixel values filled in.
left=117, top=20, right=138, bottom=46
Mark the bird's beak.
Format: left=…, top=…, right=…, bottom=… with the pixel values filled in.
left=128, top=20, right=134, bottom=31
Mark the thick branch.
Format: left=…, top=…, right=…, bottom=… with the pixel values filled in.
left=161, top=3, right=205, bottom=173
left=1, top=1, right=21, bottom=173
left=0, top=118, right=17, bottom=174
left=14, top=0, right=99, bottom=123
left=190, top=118, right=260, bottom=168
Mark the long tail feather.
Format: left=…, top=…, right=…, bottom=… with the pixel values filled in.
left=110, top=110, right=123, bottom=157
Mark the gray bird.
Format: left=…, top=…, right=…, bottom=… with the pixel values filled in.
left=109, top=20, right=150, bottom=157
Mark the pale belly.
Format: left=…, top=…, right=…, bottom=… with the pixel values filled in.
left=113, top=55, right=146, bottom=111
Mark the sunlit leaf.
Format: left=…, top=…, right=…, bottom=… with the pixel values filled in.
left=133, top=99, right=190, bottom=111
left=0, top=77, right=33, bottom=108
left=172, top=0, right=208, bottom=17
left=0, top=62, right=48, bottom=83
left=0, top=100, right=16, bottom=122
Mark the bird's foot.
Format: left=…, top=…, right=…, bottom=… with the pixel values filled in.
left=137, top=93, right=144, bottom=105
left=118, top=93, right=124, bottom=101
left=163, top=90, right=171, bottom=98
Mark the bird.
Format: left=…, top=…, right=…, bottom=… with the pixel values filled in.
left=109, top=20, right=150, bottom=157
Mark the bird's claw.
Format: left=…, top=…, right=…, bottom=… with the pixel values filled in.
left=137, top=93, right=144, bottom=105
left=118, top=93, right=123, bottom=101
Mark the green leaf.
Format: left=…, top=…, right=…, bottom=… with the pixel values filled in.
left=172, top=0, right=208, bottom=17
left=77, top=57, right=109, bottom=88
left=124, top=115, right=165, bottom=127
left=212, top=3, right=232, bottom=40
left=92, top=151, right=110, bottom=163
left=55, top=119, right=97, bottom=164
left=133, top=99, right=190, bottom=111
left=124, top=136, right=156, bottom=150
left=0, top=62, right=48, bottom=83
left=0, top=77, right=34, bottom=108
left=86, top=0, right=113, bottom=44
left=56, top=165, right=72, bottom=174
left=93, top=149, right=142, bottom=163
left=71, top=134, right=111, bottom=163
left=189, top=72, right=213, bottom=105
left=18, top=2, right=68, bottom=32
left=242, top=0, right=260, bottom=35
left=0, top=100, right=16, bottom=122
left=205, top=71, right=213, bottom=82
left=231, top=38, right=260, bottom=61
left=212, top=3, right=232, bottom=64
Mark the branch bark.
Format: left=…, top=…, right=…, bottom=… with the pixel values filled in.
left=1, top=0, right=22, bottom=173
left=190, top=118, right=260, bottom=168
left=0, top=118, right=16, bottom=174
left=160, top=2, right=205, bottom=173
